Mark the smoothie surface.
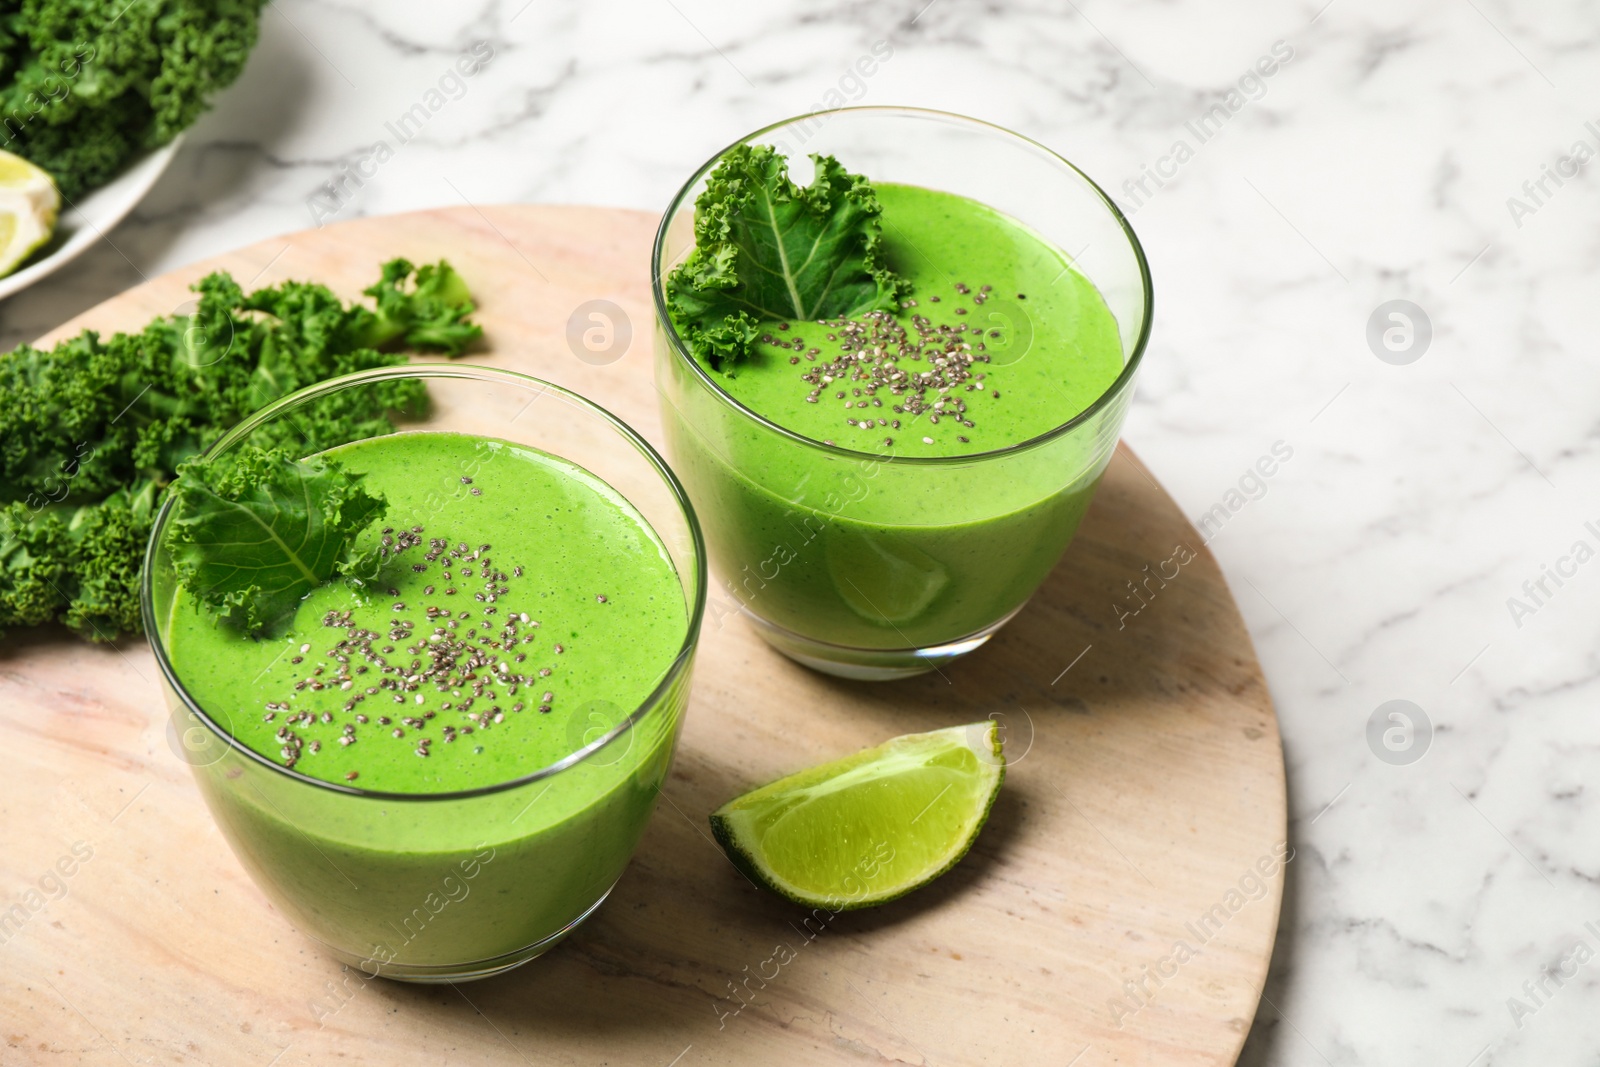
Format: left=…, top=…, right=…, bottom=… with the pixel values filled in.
left=165, top=431, right=687, bottom=794
left=703, top=181, right=1125, bottom=456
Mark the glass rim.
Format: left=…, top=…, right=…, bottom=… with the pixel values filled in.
left=649, top=104, right=1155, bottom=465
left=140, top=363, right=708, bottom=802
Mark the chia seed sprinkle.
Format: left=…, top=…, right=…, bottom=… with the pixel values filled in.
left=790, top=303, right=1005, bottom=445
left=254, top=518, right=608, bottom=780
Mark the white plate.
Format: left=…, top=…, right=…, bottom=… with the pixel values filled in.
left=0, top=137, right=183, bottom=301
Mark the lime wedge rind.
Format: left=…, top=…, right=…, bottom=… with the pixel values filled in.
left=710, top=721, right=1005, bottom=911
left=0, top=150, right=59, bottom=278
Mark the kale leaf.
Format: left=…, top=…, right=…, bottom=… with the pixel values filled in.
left=362, top=258, right=484, bottom=352
left=0, top=259, right=479, bottom=509
left=664, top=144, right=910, bottom=372
left=0, top=0, right=268, bottom=199
left=0, top=478, right=158, bottom=641
left=164, top=446, right=385, bottom=636
left=0, top=258, right=480, bottom=642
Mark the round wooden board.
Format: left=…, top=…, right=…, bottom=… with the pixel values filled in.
left=0, top=206, right=1285, bottom=1067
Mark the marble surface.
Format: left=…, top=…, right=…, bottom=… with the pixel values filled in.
left=5, top=1, right=1596, bottom=1064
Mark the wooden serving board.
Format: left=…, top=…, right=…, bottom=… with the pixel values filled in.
left=0, top=207, right=1285, bottom=1067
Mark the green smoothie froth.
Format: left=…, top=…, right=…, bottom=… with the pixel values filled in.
left=166, top=430, right=688, bottom=793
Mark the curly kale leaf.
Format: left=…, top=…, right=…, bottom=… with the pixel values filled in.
left=0, top=478, right=159, bottom=642
left=0, top=257, right=481, bottom=642
left=0, top=0, right=267, bottom=199
left=361, top=258, right=484, bottom=353
left=664, top=144, right=910, bottom=372
left=0, top=258, right=479, bottom=509
left=164, top=446, right=386, bottom=636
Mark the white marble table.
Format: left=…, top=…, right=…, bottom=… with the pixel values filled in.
left=5, top=2, right=1594, bottom=1064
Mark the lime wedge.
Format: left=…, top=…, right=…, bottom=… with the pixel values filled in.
left=828, top=532, right=949, bottom=624
left=0, top=150, right=59, bottom=278
left=710, top=721, right=1004, bottom=910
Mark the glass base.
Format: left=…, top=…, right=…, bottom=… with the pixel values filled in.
left=743, top=604, right=1026, bottom=680
left=320, top=882, right=616, bottom=983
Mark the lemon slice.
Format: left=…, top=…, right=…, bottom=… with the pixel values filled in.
left=0, top=150, right=59, bottom=278
left=710, top=721, right=1005, bottom=910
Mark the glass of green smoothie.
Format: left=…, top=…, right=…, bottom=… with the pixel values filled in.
left=142, top=365, right=705, bottom=981
left=653, top=107, right=1151, bottom=679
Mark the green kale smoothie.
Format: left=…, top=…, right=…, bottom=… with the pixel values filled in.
left=160, top=431, right=692, bottom=973
left=659, top=180, right=1127, bottom=654
left=712, top=183, right=1123, bottom=457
